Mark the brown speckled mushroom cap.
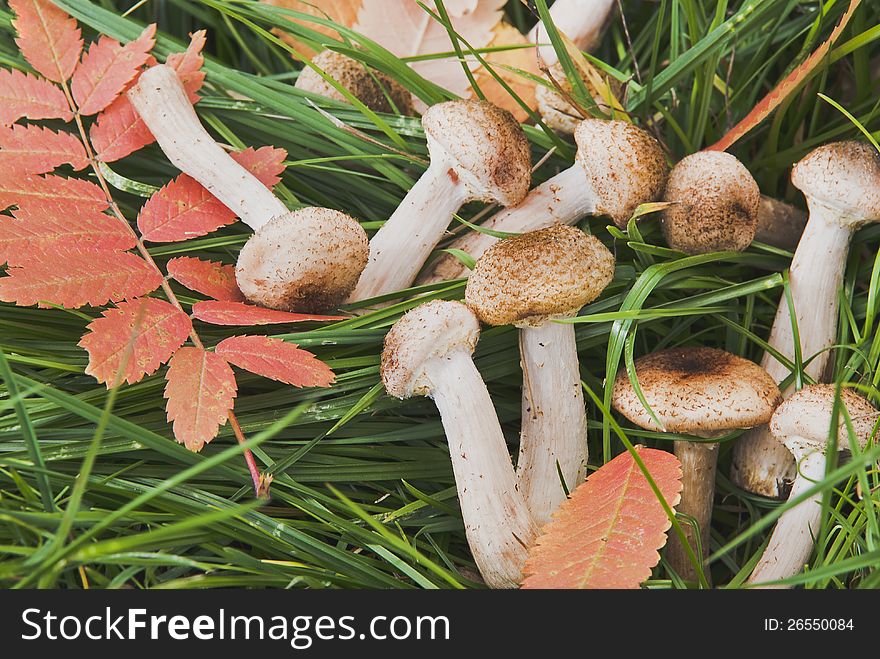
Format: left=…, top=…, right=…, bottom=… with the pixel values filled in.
left=573, top=118, right=669, bottom=228
left=422, top=100, right=531, bottom=207
left=295, top=50, right=414, bottom=116
left=381, top=300, right=480, bottom=399
left=661, top=151, right=760, bottom=254
left=791, top=142, right=880, bottom=227
left=611, top=347, right=781, bottom=434
left=770, top=384, right=879, bottom=452
left=236, top=207, right=368, bottom=312
left=464, top=225, right=615, bottom=327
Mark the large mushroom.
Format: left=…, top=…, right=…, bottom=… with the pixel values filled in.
left=612, top=347, right=781, bottom=584
left=465, top=225, right=615, bottom=525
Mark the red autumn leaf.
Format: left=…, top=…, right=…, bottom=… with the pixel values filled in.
left=0, top=68, right=72, bottom=125
left=193, top=300, right=345, bottom=326
left=0, top=124, right=87, bottom=176
left=521, top=447, right=683, bottom=589
left=0, top=174, right=107, bottom=213
left=708, top=0, right=860, bottom=152
left=9, top=0, right=82, bottom=84
left=137, top=147, right=288, bottom=242
left=0, top=249, right=162, bottom=308
left=71, top=24, right=157, bottom=116
left=79, top=297, right=192, bottom=386
left=215, top=335, right=335, bottom=388
left=166, top=30, right=208, bottom=103
left=164, top=346, right=238, bottom=451
left=0, top=203, right=135, bottom=266
left=166, top=256, right=245, bottom=302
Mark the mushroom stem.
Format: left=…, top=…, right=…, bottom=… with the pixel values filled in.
left=529, top=0, right=616, bottom=64
left=426, top=350, right=539, bottom=588
left=517, top=319, right=588, bottom=526
left=127, top=65, right=288, bottom=230
left=747, top=447, right=826, bottom=588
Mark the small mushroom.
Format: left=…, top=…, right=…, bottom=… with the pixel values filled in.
left=128, top=65, right=368, bottom=311
left=348, top=99, right=531, bottom=303
left=295, top=50, right=414, bottom=115
left=419, top=118, right=667, bottom=284
left=465, top=225, right=615, bottom=525
left=612, top=347, right=781, bottom=584
left=661, top=151, right=761, bottom=254
left=754, top=196, right=808, bottom=250
left=535, top=62, right=622, bottom=134
left=381, top=300, right=538, bottom=588
left=528, top=0, right=616, bottom=64
left=732, top=142, right=880, bottom=498
left=748, top=385, right=878, bottom=588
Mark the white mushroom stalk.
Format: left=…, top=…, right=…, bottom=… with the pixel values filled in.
left=466, top=226, right=615, bottom=526
left=419, top=118, right=667, bottom=284
left=529, top=0, right=616, bottom=64
left=347, top=100, right=531, bottom=303
left=748, top=385, right=878, bottom=588
left=381, top=300, right=538, bottom=588
left=732, top=142, right=880, bottom=498
left=128, top=65, right=368, bottom=312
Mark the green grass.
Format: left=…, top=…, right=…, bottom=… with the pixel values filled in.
left=1, top=0, right=879, bottom=589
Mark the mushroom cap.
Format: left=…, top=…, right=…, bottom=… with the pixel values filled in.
left=236, top=207, right=368, bottom=312
left=422, top=100, right=531, bottom=207
left=661, top=151, right=760, bottom=254
left=381, top=300, right=480, bottom=399
left=573, top=118, right=669, bottom=228
left=611, top=347, right=782, bottom=434
left=295, top=50, right=414, bottom=115
left=791, top=141, right=880, bottom=227
left=770, top=384, right=878, bottom=453
left=465, top=225, right=614, bottom=327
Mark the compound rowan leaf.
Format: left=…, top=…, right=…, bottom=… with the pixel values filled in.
left=0, top=174, right=107, bottom=213
left=71, top=24, right=157, bottom=116
left=9, top=0, right=83, bottom=83
left=79, top=297, right=192, bottom=386
left=215, top=335, right=335, bottom=388
left=521, top=447, right=683, bottom=589
left=0, top=68, right=72, bottom=125
left=166, top=30, right=208, bottom=102
left=166, top=256, right=245, bottom=302
left=0, top=124, right=87, bottom=176
left=164, top=346, right=237, bottom=451
left=193, top=300, right=345, bottom=326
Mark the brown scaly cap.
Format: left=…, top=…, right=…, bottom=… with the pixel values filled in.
left=611, top=347, right=782, bottom=434
left=465, top=225, right=615, bottom=327
left=791, top=141, right=880, bottom=227
left=236, top=207, right=368, bottom=312
left=422, top=100, right=531, bottom=207
left=770, top=384, right=879, bottom=451
left=381, top=300, right=481, bottom=399
left=295, top=50, right=414, bottom=115
left=574, top=118, right=669, bottom=228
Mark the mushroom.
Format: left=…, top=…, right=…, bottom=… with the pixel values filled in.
left=528, top=0, right=616, bottom=65
left=347, top=99, right=531, bottom=303
left=381, top=300, right=538, bottom=588
left=465, top=225, right=615, bottom=525
left=748, top=385, right=878, bottom=588
left=295, top=50, right=414, bottom=115
left=661, top=151, right=761, bottom=254
left=535, top=62, right=622, bottom=134
left=128, top=65, right=368, bottom=311
left=731, top=142, right=880, bottom=498
left=611, top=347, right=781, bottom=584
left=755, top=196, right=807, bottom=250
left=418, top=118, right=667, bottom=284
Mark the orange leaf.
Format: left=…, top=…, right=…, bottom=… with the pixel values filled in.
left=215, top=335, right=335, bottom=388
left=164, top=346, right=237, bottom=451
left=233, top=146, right=288, bottom=188
left=521, top=447, right=683, bottom=589
left=263, top=0, right=363, bottom=59
left=166, top=256, right=245, bottom=302
left=472, top=22, right=540, bottom=122
left=0, top=249, right=162, bottom=308
left=71, top=24, right=157, bottom=116
left=166, top=30, right=208, bottom=103
left=708, top=0, right=861, bottom=152
left=193, top=300, right=345, bottom=325
left=0, top=174, right=107, bottom=213
left=0, top=124, right=87, bottom=176
left=0, top=68, right=72, bottom=125
left=9, top=0, right=82, bottom=83
left=0, top=203, right=135, bottom=266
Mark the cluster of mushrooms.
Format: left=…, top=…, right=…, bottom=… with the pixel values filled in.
left=128, top=54, right=880, bottom=589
